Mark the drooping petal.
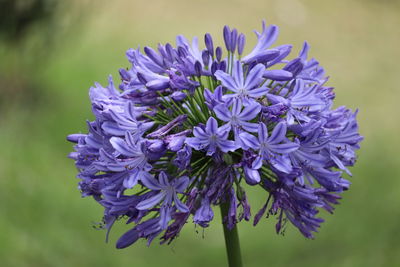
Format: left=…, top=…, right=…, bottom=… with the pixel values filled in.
left=173, top=194, right=189, bottom=212
left=159, top=205, right=172, bottom=229
left=244, top=167, right=261, bottom=185
left=252, top=156, right=263, bottom=169
left=116, top=228, right=139, bottom=249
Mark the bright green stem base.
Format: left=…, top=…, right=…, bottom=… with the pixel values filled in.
left=220, top=202, right=243, bottom=267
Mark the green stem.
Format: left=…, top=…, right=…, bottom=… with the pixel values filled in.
left=220, top=202, right=243, bottom=267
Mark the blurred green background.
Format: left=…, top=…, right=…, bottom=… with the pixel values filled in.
left=1, top=0, right=399, bottom=266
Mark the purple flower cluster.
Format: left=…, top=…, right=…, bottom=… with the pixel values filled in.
left=68, top=21, right=362, bottom=247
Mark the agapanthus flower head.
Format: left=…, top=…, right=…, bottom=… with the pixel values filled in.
left=68, top=20, right=362, bottom=247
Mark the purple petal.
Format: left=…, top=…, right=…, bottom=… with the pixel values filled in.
left=110, top=137, right=134, bottom=157
left=233, top=61, right=244, bottom=87
left=241, top=121, right=259, bottom=132
left=123, top=169, right=141, bottom=189
left=193, top=126, right=208, bottom=139
left=66, top=134, right=85, bottom=143
left=269, top=142, right=299, bottom=154
left=159, top=205, right=172, bottom=229
left=244, top=64, right=265, bottom=88
left=173, top=194, right=189, bottom=212
left=239, top=102, right=261, bottom=120
left=146, top=79, right=170, bottom=91
left=238, top=132, right=259, bottom=148
left=173, top=176, right=190, bottom=192
left=252, top=156, right=263, bottom=169
left=248, top=86, right=268, bottom=98
left=268, top=121, right=287, bottom=144
left=136, top=191, right=166, bottom=210
left=270, top=155, right=293, bottom=173
left=244, top=167, right=261, bottom=185
left=231, top=98, right=242, bottom=116
left=263, top=69, right=293, bottom=81
left=267, top=93, right=288, bottom=105
left=299, top=41, right=310, bottom=60
left=258, top=123, right=269, bottom=141
left=206, top=117, right=218, bottom=134
left=215, top=70, right=238, bottom=91
left=218, top=139, right=239, bottom=153
left=214, top=104, right=231, bottom=121
left=158, top=171, right=170, bottom=187
left=116, top=228, right=139, bottom=249
left=185, top=137, right=208, bottom=150
left=140, top=172, right=161, bottom=190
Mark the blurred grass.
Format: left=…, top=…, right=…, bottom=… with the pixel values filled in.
left=1, top=0, right=400, bottom=266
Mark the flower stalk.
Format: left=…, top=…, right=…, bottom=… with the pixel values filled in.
left=220, top=201, right=243, bottom=267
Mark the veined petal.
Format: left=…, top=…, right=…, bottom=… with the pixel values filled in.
left=215, top=70, right=238, bottom=91
left=239, top=132, right=259, bottom=148
left=214, top=104, right=232, bottom=121
left=241, top=121, right=259, bottom=132
left=193, top=127, right=208, bottom=139
left=185, top=137, right=208, bottom=150
left=239, top=102, right=261, bottom=121
left=206, top=117, right=218, bottom=134
left=219, top=123, right=232, bottom=134
left=173, top=194, right=189, bottom=212
left=110, top=137, right=135, bottom=157
left=233, top=60, right=244, bottom=87
left=231, top=98, right=242, bottom=116
left=258, top=123, right=269, bottom=141
left=140, top=172, right=162, bottom=190
left=267, top=93, right=288, bottom=105
left=248, top=86, right=268, bottom=98
left=268, top=121, right=287, bottom=144
left=136, top=191, right=166, bottom=210
left=244, top=64, right=265, bottom=89
left=173, top=176, right=190, bottom=192
left=263, top=69, right=293, bottom=81
left=218, top=139, right=239, bottom=153
left=123, top=169, right=141, bottom=189
left=252, top=156, right=263, bottom=169
left=270, top=155, right=293, bottom=173
left=158, top=171, right=170, bottom=187
left=269, top=142, right=299, bottom=154
left=206, top=142, right=217, bottom=156
left=159, top=205, right=172, bottom=230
